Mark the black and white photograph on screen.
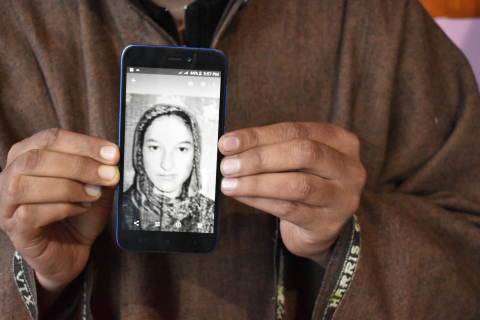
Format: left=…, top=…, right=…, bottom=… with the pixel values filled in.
left=122, top=85, right=220, bottom=233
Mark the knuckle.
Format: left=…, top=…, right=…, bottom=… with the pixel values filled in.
left=282, top=122, right=308, bottom=141
left=294, top=139, right=318, bottom=163
left=250, top=175, right=262, bottom=193
left=14, top=149, right=43, bottom=175
left=252, top=148, right=266, bottom=172
left=74, top=134, right=91, bottom=156
left=15, top=205, right=34, bottom=226
left=344, top=131, right=361, bottom=155
left=71, top=155, right=88, bottom=177
left=348, top=159, right=367, bottom=190
left=246, top=128, right=262, bottom=148
left=36, top=128, right=62, bottom=150
left=291, top=175, right=313, bottom=200
left=6, top=142, right=22, bottom=165
left=337, top=167, right=364, bottom=214
left=1, top=174, right=26, bottom=205
left=280, top=201, right=298, bottom=217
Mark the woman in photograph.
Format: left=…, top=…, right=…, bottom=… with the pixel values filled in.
left=122, top=104, right=214, bottom=233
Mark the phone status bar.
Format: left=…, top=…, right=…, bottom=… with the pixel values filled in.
left=127, top=67, right=220, bottom=77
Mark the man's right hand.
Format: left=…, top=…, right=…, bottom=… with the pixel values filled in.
left=0, top=128, right=120, bottom=309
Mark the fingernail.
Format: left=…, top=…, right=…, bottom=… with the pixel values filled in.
left=85, top=184, right=101, bottom=197
left=98, top=165, right=116, bottom=181
left=223, top=157, right=240, bottom=175
left=221, top=178, right=238, bottom=190
left=223, top=136, right=239, bottom=152
left=100, top=146, right=117, bottom=161
left=81, top=202, right=92, bottom=208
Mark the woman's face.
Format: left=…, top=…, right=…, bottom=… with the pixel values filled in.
left=142, top=115, right=195, bottom=198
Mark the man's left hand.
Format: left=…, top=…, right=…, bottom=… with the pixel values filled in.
left=219, top=122, right=366, bottom=268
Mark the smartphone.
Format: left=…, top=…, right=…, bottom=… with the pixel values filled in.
left=116, top=45, right=227, bottom=253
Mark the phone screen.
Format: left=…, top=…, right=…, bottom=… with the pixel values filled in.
left=117, top=46, right=226, bottom=253
left=122, top=66, right=222, bottom=234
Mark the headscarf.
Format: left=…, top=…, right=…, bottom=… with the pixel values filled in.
left=128, top=104, right=202, bottom=225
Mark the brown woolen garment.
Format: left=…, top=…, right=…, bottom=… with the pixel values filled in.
left=0, top=0, right=479, bottom=319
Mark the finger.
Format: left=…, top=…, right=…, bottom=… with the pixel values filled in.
left=230, top=197, right=344, bottom=242
left=9, top=149, right=120, bottom=186
left=6, top=128, right=119, bottom=167
left=219, top=122, right=360, bottom=157
left=220, top=139, right=345, bottom=180
left=8, top=187, right=116, bottom=246
left=3, top=176, right=102, bottom=212
left=231, top=196, right=322, bottom=230
left=221, top=172, right=339, bottom=207
left=65, top=186, right=116, bottom=241
left=11, top=202, right=92, bottom=233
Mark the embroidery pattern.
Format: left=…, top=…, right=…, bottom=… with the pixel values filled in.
left=276, top=247, right=286, bottom=320
left=82, top=279, right=87, bottom=320
left=13, top=251, right=37, bottom=320
left=323, top=215, right=361, bottom=320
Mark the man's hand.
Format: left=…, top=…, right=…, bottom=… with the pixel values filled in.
left=0, top=128, right=120, bottom=309
left=219, top=122, right=366, bottom=268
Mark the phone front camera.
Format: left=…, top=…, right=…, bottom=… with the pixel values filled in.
left=187, top=57, right=192, bottom=62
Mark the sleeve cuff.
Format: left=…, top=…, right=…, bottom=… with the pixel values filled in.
left=12, top=251, right=37, bottom=319
left=313, top=215, right=361, bottom=319
left=12, top=252, right=92, bottom=320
